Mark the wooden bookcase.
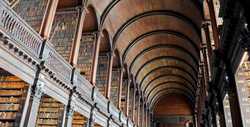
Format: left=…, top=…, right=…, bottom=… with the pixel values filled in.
left=128, top=88, right=134, bottom=119
left=94, top=123, right=102, bottom=127
left=72, top=112, right=87, bottom=127
left=0, top=71, right=29, bottom=127
left=96, top=54, right=109, bottom=96
left=77, top=33, right=96, bottom=81
left=121, top=79, right=128, bottom=114
left=110, top=69, right=120, bottom=107
left=36, top=95, right=65, bottom=127
left=13, top=0, right=49, bottom=32
left=50, top=8, right=80, bottom=61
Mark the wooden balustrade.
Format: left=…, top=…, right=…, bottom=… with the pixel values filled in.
left=94, top=89, right=109, bottom=114
left=74, top=70, right=93, bottom=102
left=42, top=42, right=73, bottom=88
left=109, top=102, right=120, bottom=121
left=0, top=1, right=134, bottom=126
left=0, top=0, right=43, bottom=58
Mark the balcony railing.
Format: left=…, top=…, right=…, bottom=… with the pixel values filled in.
left=0, top=0, right=43, bottom=59
left=43, top=42, right=73, bottom=87
left=0, top=0, right=131, bottom=126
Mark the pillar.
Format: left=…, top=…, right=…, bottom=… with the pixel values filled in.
left=23, top=82, right=44, bottom=127
left=69, top=6, right=86, bottom=65
left=64, top=91, right=76, bottom=127
left=194, top=113, right=198, bottom=127
left=126, top=79, right=131, bottom=116
left=39, top=0, right=59, bottom=39
left=132, top=89, right=136, bottom=122
left=217, top=94, right=226, bottom=127
left=91, top=31, right=101, bottom=85
left=118, top=68, right=124, bottom=109
left=106, top=52, right=114, bottom=99
left=225, top=63, right=244, bottom=127
left=137, top=96, right=140, bottom=127
left=206, top=0, right=220, bottom=49
left=86, top=105, right=95, bottom=127
left=64, top=108, right=74, bottom=127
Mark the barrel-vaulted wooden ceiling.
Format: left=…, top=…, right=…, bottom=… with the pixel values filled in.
left=68, top=0, right=203, bottom=109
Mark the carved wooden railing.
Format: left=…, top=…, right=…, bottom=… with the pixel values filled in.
left=74, top=70, right=93, bottom=102
left=42, top=42, right=73, bottom=87
left=0, top=0, right=43, bottom=59
left=109, top=102, right=120, bottom=120
left=0, top=0, right=133, bottom=126
left=94, top=88, right=109, bottom=113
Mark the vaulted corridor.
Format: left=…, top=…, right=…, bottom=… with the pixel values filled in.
left=0, top=0, right=250, bottom=127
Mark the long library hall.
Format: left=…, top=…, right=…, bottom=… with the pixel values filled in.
left=0, top=0, right=250, bottom=127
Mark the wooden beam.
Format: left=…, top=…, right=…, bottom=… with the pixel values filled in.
left=39, top=0, right=59, bottom=39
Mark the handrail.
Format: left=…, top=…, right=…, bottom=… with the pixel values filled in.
left=109, top=102, right=120, bottom=120
left=95, top=89, right=109, bottom=113
left=43, top=42, right=73, bottom=86
left=0, top=0, right=43, bottom=58
left=74, top=70, right=93, bottom=101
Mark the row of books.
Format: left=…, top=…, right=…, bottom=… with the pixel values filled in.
left=110, top=70, right=120, bottom=107
left=0, top=74, right=29, bottom=127
left=36, top=96, right=65, bottom=127
left=50, top=9, right=80, bottom=61
left=13, top=0, right=49, bottom=32
left=72, top=112, right=87, bottom=127
left=96, top=55, right=109, bottom=95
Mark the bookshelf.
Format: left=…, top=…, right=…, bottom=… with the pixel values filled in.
left=0, top=71, right=29, bottom=127
left=94, top=123, right=102, bottom=127
left=36, top=95, right=65, bottom=127
left=77, top=33, right=96, bottom=81
left=110, top=69, right=120, bottom=107
left=121, top=79, right=128, bottom=114
left=50, top=8, right=80, bottom=61
left=72, top=112, right=87, bottom=127
left=129, top=88, right=133, bottom=119
left=13, top=0, right=49, bottom=32
left=96, top=54, right=109, bottom=96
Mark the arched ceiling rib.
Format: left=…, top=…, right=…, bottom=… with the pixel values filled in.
left=150, top=89, right=195, bottom=109
left=90, top=0, right=202, bottom=109
left=141, top=67, right=196, bottom=94
left=148, top=85, right=195, bottom=104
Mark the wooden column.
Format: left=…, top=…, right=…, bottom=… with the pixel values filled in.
left=132, top=89, right=136, bottom=122
left=64, top=91, right=75, bottom=127
left=217, top=95, right=226, bottom=127
left=141, top=103, right=145, bottom=127
left=144, top=105, right=148, bottom=127
left=118, top=68, right=124, bottom=109
left=91, top=32, right=102, bottom=85
left=226, top=63, right=244, bottom=127
left=39, top=0, right=59, bottom=39
left=69, top=7, right=86, bottom=65
left=106, top=52, right=114, bottom=99
left=194, top=113, right=198, bottom=127
left=126, top=79, right=131, bottom=116
left=23, top=82, right=44, bottom=127
left=87, top=105, right=95, bottom=127
left=64, top=109, right=74, bottom=127
left=137, top=96, right=140, bottom=127
left=206, top=0, right=220, bottom=49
